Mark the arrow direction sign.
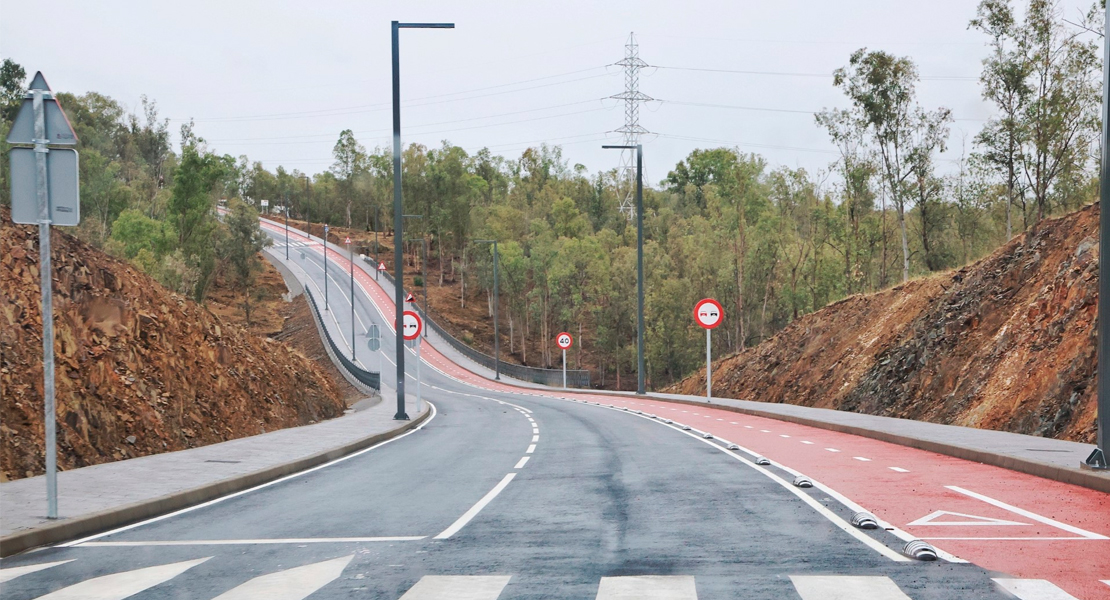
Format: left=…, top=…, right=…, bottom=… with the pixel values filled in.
left=7, top=72, right=78, bottom=146
left=908, top=511, right=1028, bottom=527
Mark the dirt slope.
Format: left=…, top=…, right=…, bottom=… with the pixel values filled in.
left=0, top=212, right=346, bottom=480
left=668, top=204, right=1100, bottom=443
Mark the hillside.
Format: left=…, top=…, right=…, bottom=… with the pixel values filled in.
left=668, top=204, right=1100, bottom=443
left=0, top=212, right=347, bottom=481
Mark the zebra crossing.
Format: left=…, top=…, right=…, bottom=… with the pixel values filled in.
left=0, top=557, right=1093, bottom=599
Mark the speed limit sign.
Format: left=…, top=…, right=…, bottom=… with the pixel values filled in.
left=556, top=332, right=573, bottom=350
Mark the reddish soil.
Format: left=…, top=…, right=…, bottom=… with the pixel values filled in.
left=667, top=204, right=1101, bottom=443
left=0, top=211, right=347, bottom=481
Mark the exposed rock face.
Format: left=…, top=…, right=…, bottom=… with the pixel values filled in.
left=0, top=212, right=345, bottom=480
left=668, top=204, right=1100, bottom=443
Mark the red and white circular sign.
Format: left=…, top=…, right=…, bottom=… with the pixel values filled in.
left=556, top=332, right=573, bottom=350
left=402, top=310, right=422, bottom=340
left=694, top=298, right=724, bottom=329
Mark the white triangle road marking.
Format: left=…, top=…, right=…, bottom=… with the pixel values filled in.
left=992, top=578, right=1080, bottom=600
left=908, top=510, right=1028, bottom=527
left=30, top=557, right=209, bottom=600
left=596, top=576, right=697, bottom=599
left=398, top=575, right=511, bottom=599
left=790, top=575, right=912, bottom=600
left=211, top=555, right=353, bottom=600
left=0, top=560, right=74, bottom=584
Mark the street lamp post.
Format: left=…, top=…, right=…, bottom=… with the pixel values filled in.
left=393, top=20, right=453, bottom=421
left=474, top=239, right=500, bottom=380
left=347, top=236, right=356, bottom=362
left=324, top=223, right=330, bottom=311
left=602, top=144, right=645, bottom=395
left=284, top=192, right=289, bottom=260
left=1086, top=0, right=1110, bottom=470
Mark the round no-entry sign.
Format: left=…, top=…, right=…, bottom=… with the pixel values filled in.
left=556, top=332, right=573, bottom=350
left=402, top=310, right=422, bottom=340
left=694, top=298, right=724, bottom=329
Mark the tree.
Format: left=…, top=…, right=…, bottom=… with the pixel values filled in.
left=331, top=129, right=366, bottom=228
left=219, top=199, right=272, bottom=325
left=0, top=58, right=26, bottom=122
left=970, top=0, right=1032, bottom=240
left=832, top=49, right=952, bottom=283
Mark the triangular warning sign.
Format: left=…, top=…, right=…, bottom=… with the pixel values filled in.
left=344, top=236, right=352, bottom=244
left=908, top=510, right=1028, bottom=527
left=377, top=262, right=387, bottom=271
left=7, top=72, right=78, bottom=146
left=405, top=292, right=416, bottom=302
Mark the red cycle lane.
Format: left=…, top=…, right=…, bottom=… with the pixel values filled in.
left=263, top=220, right=1110, bottom=599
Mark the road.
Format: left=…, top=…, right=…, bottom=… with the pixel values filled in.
left=1, top=221, right=1106, bottom=599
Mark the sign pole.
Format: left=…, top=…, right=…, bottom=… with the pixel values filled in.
left=323, top=223, right=329, bottom=312
left=706, top=328, right=712, bottom=401
left=563, top=349, right=567, bottom=389
left=416, top=340, right=423, bottom=414
left=33, top=89, right=58, bottom=519
left=349, top=238, right=355, bottom=361
left=284, top=193, right=289, bottom=260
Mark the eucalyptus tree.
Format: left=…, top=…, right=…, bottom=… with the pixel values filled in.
left=331, top=129, right=367, bottom=228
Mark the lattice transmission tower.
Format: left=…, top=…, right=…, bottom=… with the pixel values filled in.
left=610, top=32, right=652, bottom=220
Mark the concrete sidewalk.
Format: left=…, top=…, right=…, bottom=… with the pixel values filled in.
left=0, top=397, right=429, bottom=556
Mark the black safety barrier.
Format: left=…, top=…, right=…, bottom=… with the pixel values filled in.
left=304, top=287, right=381, bottom=391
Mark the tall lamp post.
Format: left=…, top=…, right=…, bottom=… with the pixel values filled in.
left=393, top=20, right=454, bottom=420
left=602, top=144, right=645, bottom=395
left=1087, top=0, right=1110, bottom=470
left=474, top=239, right=500, bottom=380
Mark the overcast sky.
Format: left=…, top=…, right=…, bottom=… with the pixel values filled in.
left=1, top=0, right=1099, bottom=185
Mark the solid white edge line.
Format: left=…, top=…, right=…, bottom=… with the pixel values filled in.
left=59, top=402, right=439, bottom=547
left=947, top=486, right=1109, bottom=540
left=76, top=537, right=424, bottom=547
left=992, top=578, right=1082, bottom=600
left=514, top=456, right=530, bottom=469
left=434, top=473, right=517, bottom=539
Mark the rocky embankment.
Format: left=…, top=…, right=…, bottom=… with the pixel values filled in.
left=0, top=213, right=346, bottom=480
left=669, top=204, right=1100, bottom=443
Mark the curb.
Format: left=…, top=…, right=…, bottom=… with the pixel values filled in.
left=0, top=409, right=431, bottom=558
left=625, top=395, right=1110, bottom=494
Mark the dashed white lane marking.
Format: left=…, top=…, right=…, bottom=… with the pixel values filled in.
left=0, top=560, right=73, bottom=584
left=398, top=575, right=512, bottom=600
left=760, top=429, right=771, bottom=433
left=435, top=473, right=517, bottom=539
left=853, top=457, right=871, bottom=462
left=532, top=435, right=539, bottom=442
left=212, top=556, right=353, bottom=600
left=790, top=575, right=912, bottom=600
left=948, top=486, right=1108, bottom=540
left=596, top=575, right=697, bottom=599
left=780, top=434, right=791, bottom=438
left=532, top=428, right=539, bottom=434
left=744, top=425, right=753, bottom=429
left=729, top=422, right=738, bottom=424
left=75, top=537, right=423, bottom=547
left=526, top=444, right=536, bottom=454
left=801, top=441, right=815, bottom=445
left=31, top=557, right=210, bottom=600
left=515, top=457, right=530, bottom=469
left=889, top=467, right=909, bottom=473
left=991, top=578, right=1080, bottom=600
left=825, top=448, right=841, bottom=453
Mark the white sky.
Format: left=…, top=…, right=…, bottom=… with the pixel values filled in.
left=0, top=0, right=1099, bottom=185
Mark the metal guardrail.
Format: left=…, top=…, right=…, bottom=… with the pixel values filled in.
left=365, top=256, right=591, bottom=388
left=304, top=287, right=381, bottom=391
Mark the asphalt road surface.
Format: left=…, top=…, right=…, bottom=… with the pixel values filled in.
left=0, top=223, right=1101, bottom=600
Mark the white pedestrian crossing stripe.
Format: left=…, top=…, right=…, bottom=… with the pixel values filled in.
left=596, top=576, right=697, bottom=599
left=211, top=555, right=353, bottom=599
left=398, top=575, right=511, bottom=599
left=992, top=578, right=1080, bottom=600
left=30, top=557, right=209, bottom=600
left=0, top=560, right=73, bottom=584
left=790, top=575, right=912, bottom=600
